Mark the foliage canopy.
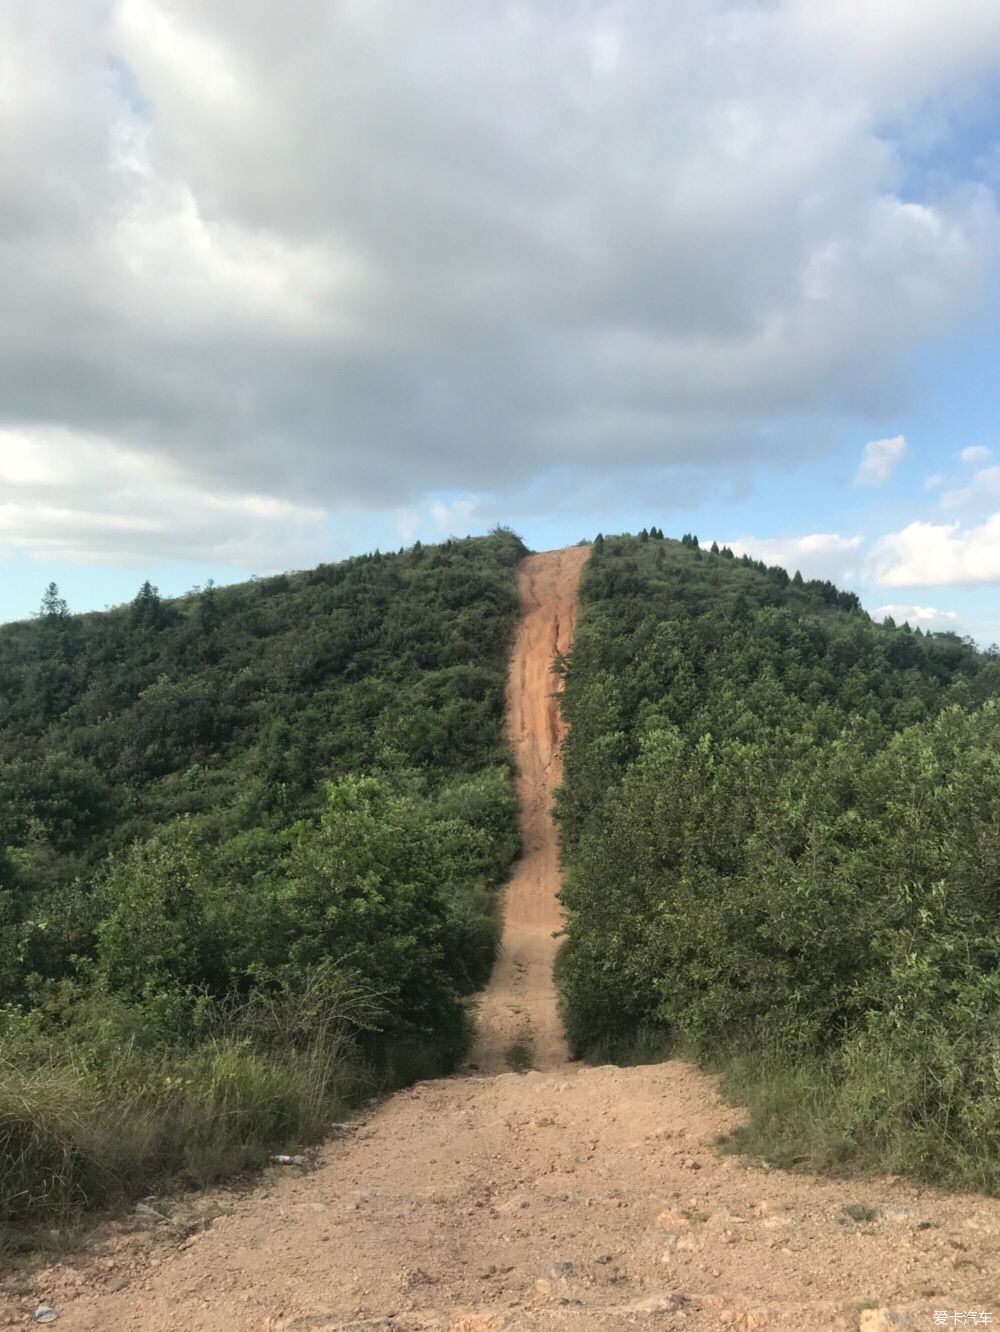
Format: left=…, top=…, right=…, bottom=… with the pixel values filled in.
left=556, top=533, right=1000, bottom=1188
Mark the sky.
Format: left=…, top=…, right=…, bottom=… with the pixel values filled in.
left=2, top=2, right=1000, bottom=642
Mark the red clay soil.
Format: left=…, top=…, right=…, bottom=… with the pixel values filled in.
left=469, top=544, right=590, bottom=1074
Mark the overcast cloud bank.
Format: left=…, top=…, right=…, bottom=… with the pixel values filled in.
left=1, top=0, right=999, bottom=578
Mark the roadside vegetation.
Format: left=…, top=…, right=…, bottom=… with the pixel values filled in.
left=504, top=1038, right=535, bottom=1074
left=0, top=528, right=525, bottom=1238
left=556, top=531, right=1000, bottom=1191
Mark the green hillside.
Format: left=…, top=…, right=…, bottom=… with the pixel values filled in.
left=9, top=521, right=1000, bottom=1233
left=0, top=529, right=525, bottom=1232
left=556, top=532, right=1000, bottom=1190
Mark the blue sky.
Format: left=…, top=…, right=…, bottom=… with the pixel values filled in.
left=2, top=2, right=1000, bottom=643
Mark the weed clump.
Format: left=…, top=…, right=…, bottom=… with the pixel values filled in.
left=504, top=1040, right=534, bottom=1074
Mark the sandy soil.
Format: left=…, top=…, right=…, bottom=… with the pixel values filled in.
left=9, top=546, right=1000, bottom=1332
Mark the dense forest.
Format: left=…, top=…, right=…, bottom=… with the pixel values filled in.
left=556, top=531, right=1000, bottom=1189
left=0, top=529, right=525, bottom=1232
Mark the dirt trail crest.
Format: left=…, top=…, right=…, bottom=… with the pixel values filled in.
left=17, top=545, right=1000, bottom=1332
left=470, top=544, right=590, bottom=1074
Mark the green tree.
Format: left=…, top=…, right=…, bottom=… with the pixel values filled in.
left=39, top=582, right=69, bottom=619
left=282, top=776, right=473, bottom=1066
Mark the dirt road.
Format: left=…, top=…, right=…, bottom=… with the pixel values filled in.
left=470, top=544, right=590, bottom=1074
left=15, top=547, right=1000, bottom=1331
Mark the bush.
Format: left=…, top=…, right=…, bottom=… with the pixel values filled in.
left=557, top=534, right=1000, bottom=1189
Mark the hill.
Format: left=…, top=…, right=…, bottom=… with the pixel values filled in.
left=7, top=523, right=1000, bottom=1246
left=0, top=528, right=526, bottom=1232
left=10, top=538, right=1000, bottom=1332
left=555, top=531, right=1000, bottom=1188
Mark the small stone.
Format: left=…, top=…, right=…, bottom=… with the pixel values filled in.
left=745, top=1309, right=772, bottom=1330
left=719, top=1312, right=738, bottom=1325
left=859, top=1311, right=915, bottom=1332
left=881, top=1207, right=914, bottom=1224
left=656, top=1209, right=690, bottom=1228
left=546, top=1262, right=574, bottom=1280
left=683, top=1158, right=701, bottom=1170
left=627, top=1292, right=686, bottom=1312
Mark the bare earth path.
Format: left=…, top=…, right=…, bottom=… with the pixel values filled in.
left=14, top=548, right=1000, bottom=1331
left=469, top=545, right=590, bottom=1075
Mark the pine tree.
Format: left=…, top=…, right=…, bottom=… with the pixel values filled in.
left=131, top=580, right=164, bottom=630
left=39, top=582, right=69, bottom=618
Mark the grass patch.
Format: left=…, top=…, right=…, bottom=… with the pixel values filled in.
left=576, top=1024, right=672, bottom=1068
left=715, top=1033, right=1000, bottom=1194
left=0, top=968, right=375, bottom=1237
left=0, top=1034, right=359, bottom=1235
left=504, top=1040, right=534, bottom=1074
left=717, top=1049, right=863, bottom=1175
left=841, top=1204, right=877, bottom=1223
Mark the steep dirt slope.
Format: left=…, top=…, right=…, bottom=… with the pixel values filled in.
left=469, top=544, right=590, bottom=1074
left=12, top=546, right=1000, bottom=1332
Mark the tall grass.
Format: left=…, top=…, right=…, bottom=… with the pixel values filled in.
left=0, top=1038, right=354, bottom=1228
left=718, top=1013, right=1000, bottom=1194
left=0, top=965, right=373, bottom=1237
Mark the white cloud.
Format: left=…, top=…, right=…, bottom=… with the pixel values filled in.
left=974, top=466, right=1000, bottom=492
left=855, top=435, right=907, bottom=487
left=721, top=532, right=863, bottom=581
left=923, top=472, right=946, bottom=489
left=962, top=445, right=993, bottom=464
left=872, top=603, right=960, bottom=632
left=868, top=513, right=1000, bottom=586
left=0, top=427, right=330, bottom=568
left=941, top=486, right=973, bottom=509
left=0, top=4, right=997, bottom=560
left=392, top=508, right=422, bottom=547
left=430, top=497, right=480, bottom=535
